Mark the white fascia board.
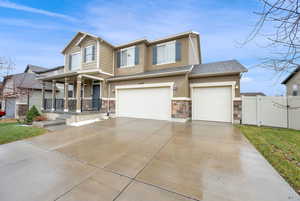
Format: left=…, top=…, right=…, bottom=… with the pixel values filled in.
left=81, top=74, right=104, bottom=81
left=115, top=82, right=174, bottom=90
left=190, top=81, right=236, bottom=88
left=171, top=97, right=191, bottom=101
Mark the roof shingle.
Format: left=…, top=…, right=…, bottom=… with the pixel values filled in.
left=191, top=60, right=247, bottom=76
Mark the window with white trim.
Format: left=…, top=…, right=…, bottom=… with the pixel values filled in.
left=157, top=41, right=176, bottom=65
left=69, top=52, right=80, bottom=70
left=84, top=45, right=95, bottom=63
left=292, top=84, right=298, bottom=96
left=120, top=47, right=135, bottom=68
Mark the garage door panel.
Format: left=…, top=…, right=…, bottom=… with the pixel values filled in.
left=117, top=87, right=171, bottom=120
left=192, top=87, right=232, bottom=122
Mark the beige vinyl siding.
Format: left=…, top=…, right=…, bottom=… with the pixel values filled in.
left=107, top=74, right=188, bottom=98
left=146, top=37, right=189, bottom=71
left=286, top=72, right=300, bottom=96
left=81, top=36, right=97, bottom=70
left=188, top=35, right=200, bottom=65
left=64, top=33, right=84, bottom=73
left=100, top=42, right=114, bottom=74
left=189, top=74, right=241, bottom=97
left=114, top=43, right=146, bottom=76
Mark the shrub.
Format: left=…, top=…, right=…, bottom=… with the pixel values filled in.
left=34, top=115, right=47, bottom=121
left=25, top=106, right=40, bottom=124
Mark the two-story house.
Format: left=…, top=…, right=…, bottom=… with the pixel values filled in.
left=39, top=31, right=247, bottom=123
left=282, top=66, right=300, bottom=96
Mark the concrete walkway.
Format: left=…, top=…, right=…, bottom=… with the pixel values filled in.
left=0, top=118, right=298, bottom=201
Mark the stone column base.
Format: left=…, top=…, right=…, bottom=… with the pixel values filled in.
left=233, top=100, right=242, bottom=124
left=102, top=99, right=116, bottom=114
left=171, top=100, right=191, bottom=121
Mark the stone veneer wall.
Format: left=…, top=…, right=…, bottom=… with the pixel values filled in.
left=171, top=100, right=191, bottom=119
left=17, top=104, right=28, bottom=117
left=102, top=99, right=116, bottom=114
left=233, top=100, right=242, bottom=124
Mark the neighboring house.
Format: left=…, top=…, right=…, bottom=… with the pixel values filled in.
left=2, top=65, right=63, bottom=118
left=241, top=92, right=266, bottom=96
left=0, top=82, right=3, bottom=109
left=282, top=66, right=300, bottom=96
left=39, top=31, right=247, bottom=123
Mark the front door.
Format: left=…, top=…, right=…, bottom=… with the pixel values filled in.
left=92, top=85, right=100, bottom=110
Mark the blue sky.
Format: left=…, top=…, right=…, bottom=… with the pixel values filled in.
left=0, top=0, right=289, bottom=95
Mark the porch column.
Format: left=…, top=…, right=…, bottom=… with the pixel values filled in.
left=76, top=75, right=82, bottom=113
left=41, top=81, right=45, bottom=111
left=64, top=78, right=69, bottom=112
left=51, top=80, right=56, bottom=111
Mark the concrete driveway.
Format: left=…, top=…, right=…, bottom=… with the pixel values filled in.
left=0, top=118, right=298, bottom=201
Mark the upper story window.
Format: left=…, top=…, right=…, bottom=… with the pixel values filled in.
left=292, top=84, right=298, bottom=96
left=116, top=46, right=139, bottom=68
left=69, top=52, right=80, bottom=71
left=152, top=41, right=181, bottom=65
left=152, top=40, right=181, bottom=65
left=84, top=45, right=95, bottom=63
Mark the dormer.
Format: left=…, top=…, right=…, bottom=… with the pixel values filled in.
left=61, top=32, right=114, bottom=74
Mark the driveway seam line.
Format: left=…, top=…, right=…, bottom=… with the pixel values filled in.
left=133, top=179, right=201, bottom=201
left=133, top=123, right=175, bottom=179
left=112, top=180, right=134, bottom=201
left=52, top=166, right=99, bottom=201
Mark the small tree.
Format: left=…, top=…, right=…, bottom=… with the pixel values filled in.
left=25, top=106, right=40, bottom=124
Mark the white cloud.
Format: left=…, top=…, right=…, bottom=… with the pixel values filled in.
left=0, top=18, right=75, bottom=30
left=0, top=0, right=77, bottom=22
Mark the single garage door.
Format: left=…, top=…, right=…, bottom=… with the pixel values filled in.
left=192, top=86, right=232, bottom=122
left=116, top=87, right=171, bottom=120
left=5, top=98, right=16, bottom=118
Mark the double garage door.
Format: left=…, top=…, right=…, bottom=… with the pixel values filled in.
left=116, top=87, right=171, bottom=121
left=116, top=85, right=232, bottom=123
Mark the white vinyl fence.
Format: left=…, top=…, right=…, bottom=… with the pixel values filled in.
left=242, top=96, right=300, bottom=130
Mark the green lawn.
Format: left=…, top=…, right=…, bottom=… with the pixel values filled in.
left=0, top=123, right=47, bottom=145
left=237, top=125, right=300, bottom=193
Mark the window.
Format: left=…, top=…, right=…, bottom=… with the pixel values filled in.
left=84, top=45, right=95, bottom=63
left=156, top=41, right=176, bottom=65
left=292, top=84, right=298, bottom=96
left=69, top=52, right=80, bottom=70
left=120, top=47, right=135, bottom=68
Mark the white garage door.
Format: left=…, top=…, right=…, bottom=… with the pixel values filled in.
left=116, top=87, right=171, bottom=120
left=192, top=86, right=232, bottom=122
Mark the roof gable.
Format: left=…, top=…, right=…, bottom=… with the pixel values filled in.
left=61, top=32, right=114, bottom=54
left=281, top=66, right=300, bottom=84
left=61, top=32, right=85, bottom=54
left=24, top=64, right=48, bottom=73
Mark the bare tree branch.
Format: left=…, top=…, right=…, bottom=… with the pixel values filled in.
left=245, top=0, right=300, bottom=72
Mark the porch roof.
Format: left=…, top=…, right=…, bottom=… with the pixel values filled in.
left=37, top=70, right=109, bottom=81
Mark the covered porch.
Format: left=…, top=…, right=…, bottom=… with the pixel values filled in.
left=41, top=74, right=105, bottom=114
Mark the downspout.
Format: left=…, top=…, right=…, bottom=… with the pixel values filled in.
left=107, top=82, right=110, bottom=117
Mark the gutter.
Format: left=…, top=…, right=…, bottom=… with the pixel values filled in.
left=189, top=71, right=245, bottom=78
left=37, top=72, right=77, bottom=80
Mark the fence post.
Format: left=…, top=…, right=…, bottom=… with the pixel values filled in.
left=256, top=95, right=261, bottom=127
